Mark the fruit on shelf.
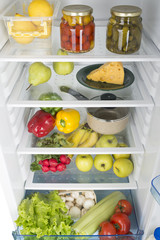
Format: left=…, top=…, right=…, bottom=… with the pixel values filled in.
left=27, top=62, right=51, bottom=88
left=67, top=123, right=99, bottom=148
left=53, top=49, right=74, bottom=75
left=75, top=154, right=93, bottom=172
left=28, top=0, right=54, bottom=25
left=78, top=131, right=99, bottom=148
left=56, top=108, right=80, bottom=134
left=113, top=158, right=134, bottom=178
left=113, top=143, right=130, bottom=160
left=12, top=13, right=37, bottom=44
left=94, top=154, right=113, bottom=172
left=96, top=135, right=118, bottom=148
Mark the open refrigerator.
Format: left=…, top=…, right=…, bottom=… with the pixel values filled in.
left=0, top=0, right=160, bottom=239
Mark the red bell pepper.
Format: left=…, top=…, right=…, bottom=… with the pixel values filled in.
left=27, top=110, right=56, bottom=137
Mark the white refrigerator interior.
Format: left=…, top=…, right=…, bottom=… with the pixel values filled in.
left=0, top=0, right=160, bottom=239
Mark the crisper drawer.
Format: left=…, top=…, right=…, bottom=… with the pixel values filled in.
left=12, top=190, right=144, bottom=240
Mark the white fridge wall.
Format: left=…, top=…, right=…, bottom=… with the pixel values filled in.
left=0, top=0, right=11, bottom=50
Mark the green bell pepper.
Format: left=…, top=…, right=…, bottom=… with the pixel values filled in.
left=39, top=92, right=62, bottom=116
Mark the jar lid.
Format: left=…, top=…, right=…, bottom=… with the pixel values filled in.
left=62, top=5, right=93, bottom=16
left=111, top=5, right=142, bottom=17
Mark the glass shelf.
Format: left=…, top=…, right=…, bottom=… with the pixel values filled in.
left=25, top=155, right=137, bottom=190
left=7, top=62, right=153, bottom=108
left=0, top=27, right=160, bottom=61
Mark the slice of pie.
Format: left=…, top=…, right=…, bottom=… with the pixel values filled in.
left=87, top=62, right=124, bottom=85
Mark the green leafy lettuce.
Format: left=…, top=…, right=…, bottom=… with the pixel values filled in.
left=15, top=191, right=74, bottom=238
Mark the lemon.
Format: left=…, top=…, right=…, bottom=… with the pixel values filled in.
left=12, top=13, right=37, bottom=44
left=28, top=0, right=54, bottom=25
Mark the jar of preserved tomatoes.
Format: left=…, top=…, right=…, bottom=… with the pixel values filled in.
left=60, top=5, right=95, bottom=53
left=106, top=5, right=142, bottom=54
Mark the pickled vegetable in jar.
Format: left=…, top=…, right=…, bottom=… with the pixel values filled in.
left=60, top=5, right=95, bottom=53
left=106, top=5, right=142, bottom=54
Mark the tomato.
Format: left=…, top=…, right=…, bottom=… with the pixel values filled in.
left=110, top=213, right=131, bottom=235
left=84, top=24, right=92, bottom=36
left=81, top=34, right=87, bottom=44
left=64, top=41, right=72, bottom=51
left=115, top=200, right=132, bottom=216
left=62, top=26, right=72, bottom=37
left=75, top=24, right=83, bottom=37
left=99, top=221, right=117, bottom=240
left=82, top=40, right=90, bottom=51
left=61, top=34, right=69, bottom=42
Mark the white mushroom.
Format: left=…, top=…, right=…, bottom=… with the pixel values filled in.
left=65, top=196, right=74, bottom=202
left=81, top=208, right=87, bottom=216
left=65, top=201, right=74, bottom=210
left=76, top=195, right=85, bottom=206
left=84, top=191, right=95, bottom=200
left=71, top=191, right=80, bottom=199
left=83, top=199, right=95, bottom=210
left=69, top=206, right=81, bottom=220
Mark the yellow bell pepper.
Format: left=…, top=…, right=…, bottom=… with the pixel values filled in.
left=56, top=108, right=80, bottom=134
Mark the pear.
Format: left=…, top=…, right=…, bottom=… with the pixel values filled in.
left=12, top=13, right=37, bottom=44
left=27, top=62, right=51, bottom=89
left=53, top=49, right=74, bottom=75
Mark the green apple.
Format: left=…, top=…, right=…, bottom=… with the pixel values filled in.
left=94, top=154, right=113, bottom=171
left=96, top=135, right=118, bottom=148
left=75, top=154, right=93, bottom=172
left=113, top=158, right=134, bottom=178
left=113, top=143, right=130, bottom=160
left=53, top=49, right=74, bottom=75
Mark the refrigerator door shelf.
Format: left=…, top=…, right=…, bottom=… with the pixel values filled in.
left=12, top=190, right=144, bottom=240
left=0, top=26, right=160, bottom=61
left=7, top=62, right=153, bottom=108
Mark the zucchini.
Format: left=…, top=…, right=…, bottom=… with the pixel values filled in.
left=72, top=191, right=126, bottom=235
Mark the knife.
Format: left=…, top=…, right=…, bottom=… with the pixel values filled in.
left=59, top=86, right=89, bottom=100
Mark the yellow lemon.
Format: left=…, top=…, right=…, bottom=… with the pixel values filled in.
left=28, top=0, right=54, bottom=25
left=11, top=13, right=36, bottom=44
left=13, top=36, right=34, bottom=44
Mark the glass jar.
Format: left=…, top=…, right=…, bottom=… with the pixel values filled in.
left=106, top=5, right=142, bottom=54
left=60, top=5, right=95, bottom=53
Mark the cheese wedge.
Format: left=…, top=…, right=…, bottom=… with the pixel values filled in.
left=87, top=62, right=124, bottom=85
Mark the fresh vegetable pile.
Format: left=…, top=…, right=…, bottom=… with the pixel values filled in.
left=15, top=191, right=74, bottom=238
left=31, top=154, right=71, bottom=173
